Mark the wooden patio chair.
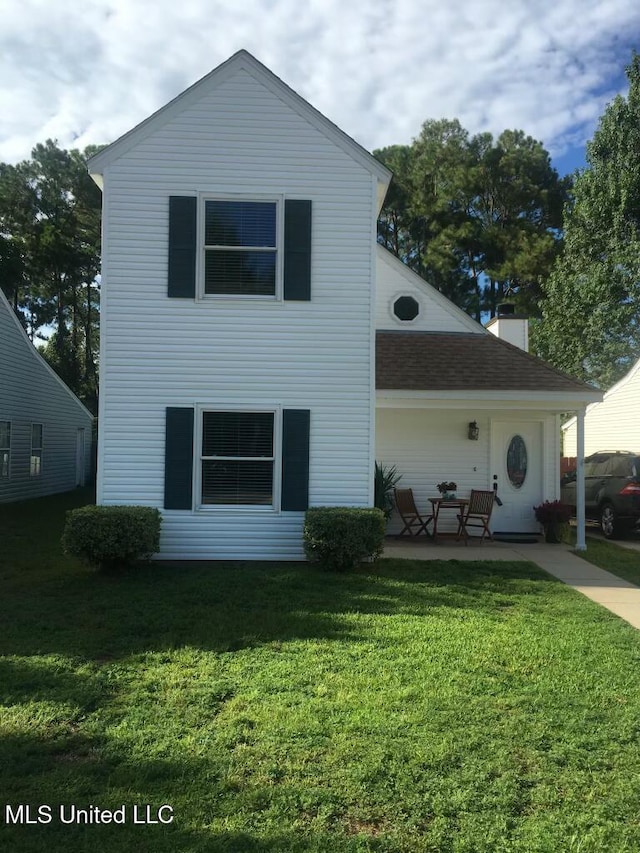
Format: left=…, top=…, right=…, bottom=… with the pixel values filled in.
left=456, top=489, right=495, bottom=545
left=394, top=488, right=433, bottom=538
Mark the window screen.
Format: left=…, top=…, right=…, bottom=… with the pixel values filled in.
left=204, top=201, right=277, bottom=296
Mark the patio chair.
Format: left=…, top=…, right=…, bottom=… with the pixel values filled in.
left=394, top=488, right=433, bottom=538
left=456, top=489, right=495, bottom=545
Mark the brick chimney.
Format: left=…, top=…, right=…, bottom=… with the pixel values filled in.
left=485, top=303, right=529, bottom=352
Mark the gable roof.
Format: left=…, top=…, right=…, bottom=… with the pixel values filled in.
left=376, top=330, right=602, bottom=402
left=0, top=288, right=93, bottom=419
left=376, top=245, right=485, bottom=335
left=87, top=50, right=391, bottom=209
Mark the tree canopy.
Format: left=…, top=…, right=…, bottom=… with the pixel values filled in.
left=0, top=141, right=102, bottom=411
left=534, top=55, right=640, bottom=389
left=376, top=120, right=569, bottom=321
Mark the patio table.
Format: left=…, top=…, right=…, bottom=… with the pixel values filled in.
left=428, top=497, right=469, bottom=542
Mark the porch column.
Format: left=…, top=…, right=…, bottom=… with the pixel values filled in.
left=575, top=408, right=586, bottom=551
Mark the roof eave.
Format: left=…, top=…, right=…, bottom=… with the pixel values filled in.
left=376, top=388, right=603, bottom=410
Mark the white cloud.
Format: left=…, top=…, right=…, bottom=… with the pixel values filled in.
left=0, top=0, right=638, bottom=166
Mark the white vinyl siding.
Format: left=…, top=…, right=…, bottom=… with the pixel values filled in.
left=375, top=245, right=483, bottom=334
left=563, top=361, right=640, bottom=457
left=98, top=67, right=376, bottom=559
left=0, top=292, right=93, bottom=503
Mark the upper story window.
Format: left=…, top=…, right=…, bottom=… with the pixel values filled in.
left=169, top=196, right=311, bottom=301
left=30, top=423, right=43, bottom=477
left=203, top=199, right=278, bottom=297
left=0, top=421, right=10, bottom=478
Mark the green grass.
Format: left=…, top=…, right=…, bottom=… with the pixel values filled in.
left=575, top=535, right=640, bottom=586
left=2, top=491, right=640, bottom=852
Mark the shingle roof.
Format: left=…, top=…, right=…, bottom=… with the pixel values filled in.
left=376, top=331, right=598, bottom=394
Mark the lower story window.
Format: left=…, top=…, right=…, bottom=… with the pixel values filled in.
left=30, top=423, right=43, bottom=477
left=201, top=411, right=275, bottom=506
left=0, top=421, right=10, bottom=477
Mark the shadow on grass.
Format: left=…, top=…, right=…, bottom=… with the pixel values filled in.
left=0, top=729, right=348, bottom=853
left=0, top=488, right=559, bottom=663
left=0, top=556, right=561, bottom=661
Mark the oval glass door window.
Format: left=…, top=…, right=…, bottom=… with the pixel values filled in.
left=507, top=435, right=527, bottom=489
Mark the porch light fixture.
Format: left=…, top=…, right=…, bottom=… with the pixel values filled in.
left=468, top=421, right=480, bottom=441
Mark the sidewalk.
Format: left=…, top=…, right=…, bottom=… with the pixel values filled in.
left=384, top=538, right=640, bottom=629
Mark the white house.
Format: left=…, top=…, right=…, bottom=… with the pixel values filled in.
left=562, top=358, right=640, bottom=457
left=88, top=49, right=601, bottom=559
left=0, top=288, right=94, bottom=503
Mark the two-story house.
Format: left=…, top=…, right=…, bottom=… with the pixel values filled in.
left=89, top=50, right=600, bottom=558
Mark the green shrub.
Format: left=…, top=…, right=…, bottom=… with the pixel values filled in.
left=303, top=507, right=386, bottom=571
left=62, top=505, right=162, bottom=571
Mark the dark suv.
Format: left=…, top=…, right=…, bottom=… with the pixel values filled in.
left=561, top=451, right=640, bottom=538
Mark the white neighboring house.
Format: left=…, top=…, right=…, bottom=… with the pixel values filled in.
left=0, top=288, right=94, bottom=503
left=562, top=358, right=640, bottom=457
left=88, top=49, right=601, bottom=559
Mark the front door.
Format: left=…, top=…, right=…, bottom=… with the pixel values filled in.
left=490, top=421, right=543, bottom=533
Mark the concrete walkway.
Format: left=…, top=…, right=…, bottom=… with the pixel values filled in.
left=384, top=538, right=640, bottom=629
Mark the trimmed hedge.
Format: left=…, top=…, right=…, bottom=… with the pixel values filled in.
left=303, top=507, right=386, bottom=571
left=62, top=505, right=162, bottom=571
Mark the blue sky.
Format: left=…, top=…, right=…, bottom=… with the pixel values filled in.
left=0, top=0, right=638, bottom=177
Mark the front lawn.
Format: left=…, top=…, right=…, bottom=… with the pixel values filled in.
left=1, top=492, right=640, bottom=852
left=576, top=536, right=640, bottom=586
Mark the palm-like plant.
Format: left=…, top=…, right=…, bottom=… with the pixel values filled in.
left=374, top=462, right=402, bottom=520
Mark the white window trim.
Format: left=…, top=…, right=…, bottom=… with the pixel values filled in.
left=0, top=420, right=10, bottom=479
left=30, top=422, right=43, bottom=477
left=194, top=404, right=282, bottom=512
left=196, top=194, right=284, bottom=302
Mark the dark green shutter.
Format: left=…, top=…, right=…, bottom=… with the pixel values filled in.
left=164, top=407, right=194, bottom=509
left=284, top=200, right=312, bottom=300
left=168, top=196, right=197, bottom=298
left=281, top=409, right=310, bottom=511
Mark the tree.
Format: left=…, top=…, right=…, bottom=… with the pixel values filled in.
left=534, top=54, right=640, bottom=388
left=0, top=141, right=102, bottom=411
left=375, top=122, right=569, bottom=321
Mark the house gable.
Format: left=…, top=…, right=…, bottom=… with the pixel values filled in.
left=88, top=50, right=391, bottom=210
left=562, top=356, right=640, bottom=455
left=375, top=245, right=483, bottom=335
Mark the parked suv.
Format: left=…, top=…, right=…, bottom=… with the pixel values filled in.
left=561, top=451, right=640, bottom=538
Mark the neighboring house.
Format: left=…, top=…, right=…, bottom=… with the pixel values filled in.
left=88, top=50, right=601, bottom=559
left=0, top=288, right=93, bottom=503
left=562, top=358, right=640, bottom=457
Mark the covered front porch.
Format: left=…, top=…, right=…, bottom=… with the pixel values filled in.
left=375, top=393, right=599, bottom=550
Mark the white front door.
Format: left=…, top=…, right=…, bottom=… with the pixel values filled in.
left=490, top=421, right=543, bottom=533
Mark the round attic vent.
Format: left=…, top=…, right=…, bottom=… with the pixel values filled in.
left=393, top=295, right=419, bottom=322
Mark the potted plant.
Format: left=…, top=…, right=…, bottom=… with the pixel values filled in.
left=374, top=462, right=402, bottom=520
left=437, top=481, right=458, bottom=500
left=533, top=500, right=572, bottom=543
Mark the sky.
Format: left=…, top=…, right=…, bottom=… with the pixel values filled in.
left=1, top=0, right=639, bottom=176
